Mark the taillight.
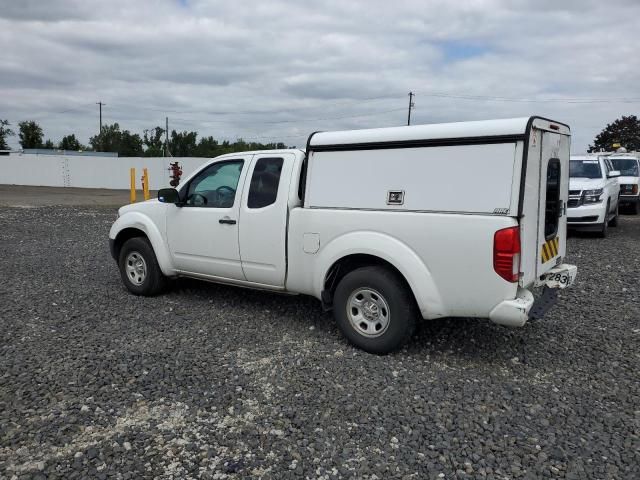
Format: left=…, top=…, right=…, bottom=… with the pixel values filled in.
left=633, top=185, right=639, bottom=195
left=494, top=226, right=521, bottom=283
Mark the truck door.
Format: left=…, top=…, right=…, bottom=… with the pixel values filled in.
left=165, top=157, right=250, bottom=280
left=239, top=153, right=295, bottom=286
left=536, top=130, right=569, bottom=278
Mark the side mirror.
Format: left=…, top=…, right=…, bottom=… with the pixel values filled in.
left=158, top=188, right=180, bottom=204
left=608, top=170, right=621, bottom=178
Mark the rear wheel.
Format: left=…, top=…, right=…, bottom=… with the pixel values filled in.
left=118, top=237, right=167, bottom=296
left=333, top=266, right=417, bottom=354
left=631, top=200, right=640, bottom=215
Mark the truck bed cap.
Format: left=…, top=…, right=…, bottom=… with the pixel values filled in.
left=309, top=117, right=536, bottom=149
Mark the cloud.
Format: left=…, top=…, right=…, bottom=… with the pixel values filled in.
left=0, top=0, right=639, bottom=151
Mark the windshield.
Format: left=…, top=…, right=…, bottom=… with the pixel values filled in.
left=610, top=158, right=639, bottom=176
left=570, top=160, right=602, bottom=179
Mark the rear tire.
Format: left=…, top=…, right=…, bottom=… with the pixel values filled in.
left=333, top=266, right=417, bottom=354
left=118, top=237, right=167, bottom=296
left=631, top=200, right=639, bottom=215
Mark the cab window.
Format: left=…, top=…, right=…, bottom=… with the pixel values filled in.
left=248, top=158, right=284, bottom=208
left=544, top=158, right=561, bottom=240
left=185, top=160, right=244, bottom=208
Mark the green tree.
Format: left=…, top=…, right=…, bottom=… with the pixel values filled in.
left=169, top=130, right=198, bottom=157
left=143, top=127, right=165, bottom=156
left=0, top=119, right=15, bottom=150
left=59, top=134, right=84, bottom=151
left=589, top=115, right=640, bottom=152
left=195, top=135, right=220, bottom=157
left=43, top=139, right=56, bottom=149
left=18, top=120, right=44, bottom=149
left=89, top=123, right=143, bottom=156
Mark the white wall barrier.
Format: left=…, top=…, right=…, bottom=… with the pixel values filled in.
left=0, top=153, right=210, bottom=190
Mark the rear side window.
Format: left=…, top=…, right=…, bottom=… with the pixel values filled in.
left=545, top=158, right=561, bottom=239
left=248, top=157, right=284, bottom=208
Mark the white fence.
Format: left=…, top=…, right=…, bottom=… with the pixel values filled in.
left=0, top=153, right=210, bottom=190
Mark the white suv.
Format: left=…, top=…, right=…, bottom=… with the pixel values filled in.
left=568, top=155, right=621, bottom=237
left=609, top=154, right=640, bottom=215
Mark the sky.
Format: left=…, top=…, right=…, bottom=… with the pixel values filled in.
left=1, top=0, right=639, bottom=152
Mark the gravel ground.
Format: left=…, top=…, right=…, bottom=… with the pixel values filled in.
left=0, top=206, right=638, bottom=480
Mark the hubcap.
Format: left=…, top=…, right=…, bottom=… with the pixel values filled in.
left=347, top=288, right=390, bottom=338
left=125, top=251, right=147, bottom=286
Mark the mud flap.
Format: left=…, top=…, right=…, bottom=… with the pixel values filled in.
left=529, top=287, right=558, bottom=320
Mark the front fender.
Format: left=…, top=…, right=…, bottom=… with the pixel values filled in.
left=314, top=231, right=445, bottom=319
left=109, top=212, right=175, bottom=276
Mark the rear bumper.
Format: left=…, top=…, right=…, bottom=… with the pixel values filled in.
left=489, top=264, right=577, bottom=327
left=489, top=288, right=534, bottom=327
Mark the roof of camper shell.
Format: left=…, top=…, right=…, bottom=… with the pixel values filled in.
left=309, top=117, right=569, bottom=148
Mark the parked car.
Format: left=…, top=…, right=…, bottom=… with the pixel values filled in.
left=109, top=117, right=577, bottom=353
left=609, top=153, right=640, bottom=214
left=568, top=155, right=620, bottom=237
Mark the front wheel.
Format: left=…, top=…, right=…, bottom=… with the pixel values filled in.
left=608, top=198, right=619, bottom=227
left=333, top=266, right=417, bottom=354
left=118, top=237, right=167, bottom=296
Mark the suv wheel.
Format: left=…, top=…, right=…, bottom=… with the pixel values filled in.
left=118, top=237, right=167, bottom=296
left=608, top=199, right=619, bottom=227
left=597, top=200, right=610, bottom=238
left=632, top=200, right=639, bottom=215
left=333, top=266, right=417, bottom=354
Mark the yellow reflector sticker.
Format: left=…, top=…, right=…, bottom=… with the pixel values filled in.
left=541, top=237, right=560, bottom=263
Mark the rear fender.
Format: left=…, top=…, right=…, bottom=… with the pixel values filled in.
left=109, top=212, right=174, bottom=276
left=315, top=231, right=445, bottom=319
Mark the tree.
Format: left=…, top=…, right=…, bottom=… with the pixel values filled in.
left=169, top=130, right=198, bottom=157
left=18, top=120, right=44, bottom=149
left=59, top=134, right=84, bottom=151
left=589, top=115, right=640, bottom=152
left=143, top=127, right=165, bottom=156
left=89, top=123, right=143, bottom=156
left=0, top=119, right=15, bottom=150
left=43, top=139, right=56, bottom=149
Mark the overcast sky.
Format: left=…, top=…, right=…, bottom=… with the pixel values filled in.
left=1, top=0, right=639, bottom=152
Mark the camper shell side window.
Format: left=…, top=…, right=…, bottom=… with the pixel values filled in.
left=544, top=158, right=561, bottom=240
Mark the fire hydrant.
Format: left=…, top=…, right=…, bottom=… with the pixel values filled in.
left=168, top=161, right=183, bottom=187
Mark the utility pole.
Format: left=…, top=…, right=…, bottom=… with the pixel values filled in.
left=165, top=116, right=171, bottom=157
left=96, top=101, right=105, bottom=150
left=407, top=92, right=415, bottom=126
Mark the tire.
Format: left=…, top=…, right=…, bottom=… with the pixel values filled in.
left=631, top=200, right=639, bottom=215
left=118, top=237, right=167, bottom=296
left=597, top=202, right=609, bottom=238
left=609, top=199, right=619, bottom=227
left=333, top=266, right=417, bottom=354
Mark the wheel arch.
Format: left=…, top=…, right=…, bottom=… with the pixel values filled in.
left=110, top=212, right=174, bottom=276
left=315, top=232, right=445, bottom=319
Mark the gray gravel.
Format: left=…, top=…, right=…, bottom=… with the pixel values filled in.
left=0, top=206, right=638, bottom=480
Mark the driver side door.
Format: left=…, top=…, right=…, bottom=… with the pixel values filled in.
left=165, top=157, right=250, bottom=280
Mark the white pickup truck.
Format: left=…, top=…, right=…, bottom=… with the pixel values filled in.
left=109, top=117, right=577, bottom=353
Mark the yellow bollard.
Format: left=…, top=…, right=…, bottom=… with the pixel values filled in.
left=130, top=167, right=136, bottom=203
left=143, top=168, right=150, bottom=200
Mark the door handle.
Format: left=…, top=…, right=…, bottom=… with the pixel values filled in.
left=219, top=217, right=236, bottom=225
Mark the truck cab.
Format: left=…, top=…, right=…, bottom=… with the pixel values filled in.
left=110, top=117, right=577, bottom=354
left=568, top=155, right=621, bottom=236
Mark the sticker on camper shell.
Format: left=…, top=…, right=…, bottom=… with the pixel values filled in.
left=540, top=236, right=560, bottom=263
left=387, top=190, right=405, bottom=205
